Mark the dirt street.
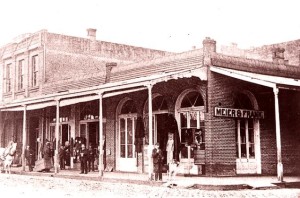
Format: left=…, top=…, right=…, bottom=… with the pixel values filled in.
left=0, top=174, right=300, bottom=198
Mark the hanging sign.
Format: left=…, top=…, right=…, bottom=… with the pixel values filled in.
left=214, top=107, right=264, bottom=119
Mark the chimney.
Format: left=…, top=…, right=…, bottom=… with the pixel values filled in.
left=87, top=28, right=97, bottom=40
left=202, top=37, right=216, bottom=53
left=105, top=62, right=117, bottom=83
left=272, top=47, right=285, bottom=64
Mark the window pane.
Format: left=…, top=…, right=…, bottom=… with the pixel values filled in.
left=180, top=113, right=187, bottom=128
left=120, top=145, right=125, bottom=158
left=240, top=120, right=246, bottom=158
left=127, top=118, right=133, bottom=144
left=249, top=123, right=255, bottom=157
left=120, top=118, right=125, bottom=144
left=249, top=143, right=255, bottom=158
left=127, top=145, right=133, bottom=158
left=181, top=145, right=188, bottom=158
left=190, top=111, right=197, bottom=128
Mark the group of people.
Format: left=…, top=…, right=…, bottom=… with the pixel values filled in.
left=152, top=132, right=175, bottom=182
left=25, top=138, right=97, bottom=174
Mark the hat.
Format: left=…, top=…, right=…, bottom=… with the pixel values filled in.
left=155, top=142, right=160, bottom=146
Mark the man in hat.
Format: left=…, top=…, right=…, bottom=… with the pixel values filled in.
left=152, top=142, right=164, bottom=181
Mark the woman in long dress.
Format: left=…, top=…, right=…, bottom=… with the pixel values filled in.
left=43, top=142, right=52, bottom=172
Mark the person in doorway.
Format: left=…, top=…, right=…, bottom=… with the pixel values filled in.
left=166, top=133, right=174, bottom=165
left=88, top=144, right=95, bottom=172
left=64, top=141, right=71, bottom=169
left=43, top=141, right=52, bottom=172
left=37, top=138, right=43, bottom=160
left=25, top=145, right=34, bottom=172
left=152, top=142, right=164, bottom=181
left=59, top=145, right=65, bottom=170
left=79, top=144, right=88, bottom=174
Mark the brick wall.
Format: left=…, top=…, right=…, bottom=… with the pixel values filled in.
left=104, top=96, right=119, bottom=171
left=207, top=69, right=300, bottom=176
left=220, top=40, right=300, bottom=66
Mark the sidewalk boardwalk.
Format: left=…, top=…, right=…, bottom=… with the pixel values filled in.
left=5, top=166, right=300, bottom=190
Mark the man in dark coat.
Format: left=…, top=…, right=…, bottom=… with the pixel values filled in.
left=152, top=142, right=164, bottom=181
left=79, top=144, right=89, bottom=174
left=87, top=145, right=95, bottom=172
left=25, top=145, right=34, bottom=172
left=59, top=145, right=65, bottom=170
left=64, top=141, right=71, bottom=169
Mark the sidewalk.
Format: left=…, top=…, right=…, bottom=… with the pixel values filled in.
left=6, top=166, right=300, bottom=190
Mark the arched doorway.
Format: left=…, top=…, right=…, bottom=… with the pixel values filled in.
left=116, top=97, right=137, bottom=172
left=175, top=89, right=205, bottom=175
left=143, top=94, right=169, bottom=165
left=235, top=90, right=261, bottom=174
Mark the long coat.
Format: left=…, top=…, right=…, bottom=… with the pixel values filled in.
left=152, top=148, right=163, bottom=173
left=43, top=144, right=52, bottom=169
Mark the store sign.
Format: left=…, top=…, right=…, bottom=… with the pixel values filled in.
left=214, top=107, right=264, bottom=119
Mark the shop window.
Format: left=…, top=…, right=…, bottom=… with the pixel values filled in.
left=179, top=91, right=205, bottom=159
left=119, top=99, right=137, bottom=159
left=236, top=119, right=255, bottom=159
left=119, top=117, right=136, bottom=158
left=235, top=92, right=256, bottom=159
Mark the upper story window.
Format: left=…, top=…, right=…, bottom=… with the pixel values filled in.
left=18, top=59, right=25, bottom=90
left=4, top=64, right=11, bottom=93
left=32, top=55, right=38, bottom=87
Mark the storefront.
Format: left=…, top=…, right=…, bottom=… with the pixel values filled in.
left=1, top=38, right=300, bottom=182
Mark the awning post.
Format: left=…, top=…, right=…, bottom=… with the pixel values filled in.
left=22, top=105, right=27, bottom=171
left=54, top=100, right=60, bottom=174
left=98, top=92, right=104, bottom=178
left=274, top=87, right=283, bottom=182
left=147, top=84, right=153, bottom=180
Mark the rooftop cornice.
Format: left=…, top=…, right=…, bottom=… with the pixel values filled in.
left=211, top=53, right=300, bottom=79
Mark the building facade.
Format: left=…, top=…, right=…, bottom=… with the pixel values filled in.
left=1, top=30, right=300, bottom=180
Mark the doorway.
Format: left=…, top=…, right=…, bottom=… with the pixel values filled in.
left=88, top=122, right=99, bottom=147
left=61, top=124, right=70, bottom=146
left=29, top=117, right=39, bottom=163
left=155, top=113, right=169, bottom=165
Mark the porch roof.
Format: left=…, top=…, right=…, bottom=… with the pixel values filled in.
left=0, top=67, right=207, bottom=111
left=210, top=66, right=300, bottom=90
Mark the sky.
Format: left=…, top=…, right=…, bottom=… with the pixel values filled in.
left=0, top=0, right=300, bottom=52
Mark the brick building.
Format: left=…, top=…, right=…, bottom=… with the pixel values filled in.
left=0, top=29, right=300, bottom=181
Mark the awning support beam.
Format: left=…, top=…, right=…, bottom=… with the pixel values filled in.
left=21, top=105, right=27, bottom=171
left=274, top=87, right=283, bottom=182
left=54, top=100, right=60, bottom=174
left=147, top=83, right=153, bottom=180
left=98, top=92, right=104, bottom=178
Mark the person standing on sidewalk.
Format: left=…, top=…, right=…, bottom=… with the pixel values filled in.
left=88, top=144, right=95, bottom=172
left=64, top=141, right=71, bottom=169
left=43, top=141, right=52, bottom=172
left=25, top=145, right=34, bottom=172
left=152, top=142, right=163, bottom=181
left=79, top=144, right=88, bottom=174
left=59, top=145, right=65, bottom=170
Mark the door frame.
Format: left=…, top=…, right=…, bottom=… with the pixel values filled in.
left=117, top=113, right=137, bottom=172
left=236, top=118, right=261, bottom=174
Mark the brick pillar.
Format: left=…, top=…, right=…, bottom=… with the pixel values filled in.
left=203, top=37, right=216, bottom=176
